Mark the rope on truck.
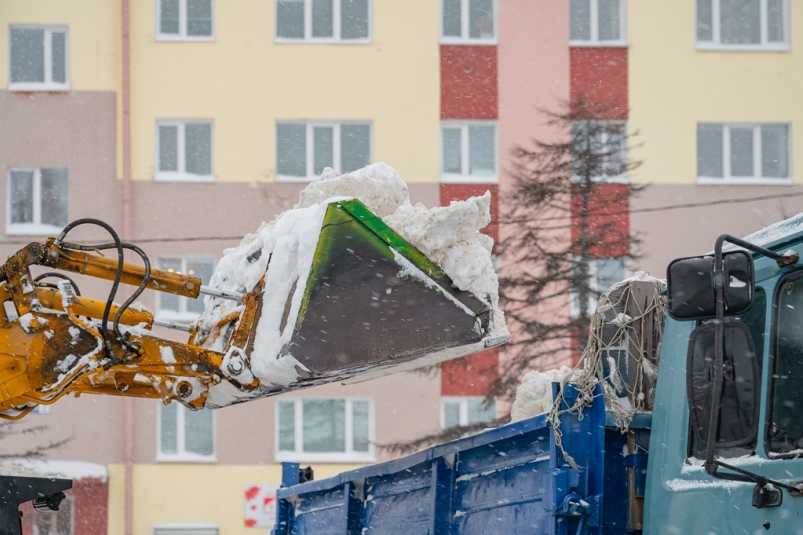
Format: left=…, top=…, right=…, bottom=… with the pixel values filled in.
left=547, top=273, right=667, bottom=469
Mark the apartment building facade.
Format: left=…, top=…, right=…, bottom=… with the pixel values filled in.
left=1, top=1, right=448, bottom=534
left=629, top=1, right=803, bottom=274
left=1, top=1, right=802, bottom=534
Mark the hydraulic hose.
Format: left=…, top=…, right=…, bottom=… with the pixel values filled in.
left=54, top=219, right=124, bottom=361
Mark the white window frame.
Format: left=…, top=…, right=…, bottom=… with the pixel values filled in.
left=8, top=26, right=70, bottom=91
left=440, top=121, right=498, bottom=184
left=274, top=0, right=372, bottom=44
left=571, top=120, right=629, bottom=184
left=569, top=257, right=629, bottom=318
left=439, top=0, right=498, bottom=45
left=154, top=120, right=214, bottom=182
left=157, top=401, right=217, bottom=463
left=155, top=0, right=216, bottom=42
left=697, top=123, right=792, bottom=185
left=440, top=396, right=498, bottom=429
left=6, top=167, right=68, bottom=236
left=696, top=0, right=790, bottom=51
left=275, top=398, right=375, bottom=463
left=155, top=255, right=215, bottom=322
left=569, top=0, right=628, bottom=47
left=275, top=121, right=372, bottom=182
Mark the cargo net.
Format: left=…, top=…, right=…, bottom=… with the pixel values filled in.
left=547, top=272, right=667, bottom=469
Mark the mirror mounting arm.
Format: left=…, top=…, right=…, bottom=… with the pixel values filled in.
left=716, top=234, right=800, bottom=269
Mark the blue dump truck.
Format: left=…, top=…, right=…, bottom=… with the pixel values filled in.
left=272, top=224, right=803, bottom=534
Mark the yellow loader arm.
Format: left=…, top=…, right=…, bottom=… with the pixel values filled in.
left=0, top=234, right=253, bottom=419
left=0, top=209, right=506, bottom=419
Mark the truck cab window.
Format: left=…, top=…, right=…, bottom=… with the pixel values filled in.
left=690, top=287, right=766, bottom=458
left=770, top=275, right=803, bottom=456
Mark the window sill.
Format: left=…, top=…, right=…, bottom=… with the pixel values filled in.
left=440, top=37, right=498, bottom=46
left=275, top=174, right=315, bottom=183
left=696, top=177, right=793, bottom=186
left=569, top=41, right=628, bottom=48
left=155, top=311, right=201, bottom=323
left=8, top=83, right=70, bottom=92
left=6, top=224, right=64, bottom=236
left=275, top=452, right=375, bottom=463
left=440, top=174, right=499, bottom=184
left=156, top=454, right=217, bottom=463
left=154, top=172, right=214, bottom=183
left=155, top=34, right=216, bottom=42
left=695, top=43, right=790, bottom=52
left=274, top=38, right=372, bottom=45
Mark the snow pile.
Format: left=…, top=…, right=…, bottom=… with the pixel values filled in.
left=198, top=163, right=506, bottom=395
left=510, top=366, right=574, bottom=422
left=0, top=460, right=107, bottom=481
left=0, top=464, right=43, bottom=477
left=385, top=193, right=504, bottom=331
left=296, top=165, right=409, bottom=218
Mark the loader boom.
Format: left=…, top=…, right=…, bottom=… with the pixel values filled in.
left=0, top=204, right=506, bottom=419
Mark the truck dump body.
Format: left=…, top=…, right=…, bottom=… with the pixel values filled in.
left=273, top=385, right=651, bottom=535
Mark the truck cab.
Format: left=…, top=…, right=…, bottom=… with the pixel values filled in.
left=645, top=224, right=803, bottom=534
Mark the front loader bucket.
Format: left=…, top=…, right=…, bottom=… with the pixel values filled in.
left=280, top=200, right=502, bottom=380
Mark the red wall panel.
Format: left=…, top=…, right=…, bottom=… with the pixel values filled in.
left=439, top=184, right=499, bottom=396
left=441, top=46, right=498, bottom=120
left=439, top=183, right=499, bottom=243
left=22, top=478, right=108, bottom=535
left=570, top=47, right=628, bottom=119
left=570, top=183, right=630, bottom=257
left=441, top=348, right=499, bottom=396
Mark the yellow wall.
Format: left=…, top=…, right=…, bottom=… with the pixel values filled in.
left=0, top=0, right=120, bottom=91
left=628, top=1, right=803, bottom=185
left=129, top=0, right=441, bottom=184
left=107, top=463, right=364, bottom=534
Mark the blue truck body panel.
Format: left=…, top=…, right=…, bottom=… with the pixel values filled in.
left=274, top=385, right=651, bottom=535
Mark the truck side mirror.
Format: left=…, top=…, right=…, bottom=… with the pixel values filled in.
left=687, top=322, right=760, bottom=449
left=667, top=251, right=754, bottom=321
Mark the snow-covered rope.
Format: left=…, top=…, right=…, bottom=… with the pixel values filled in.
left=547, top=272, right=666, bottom=469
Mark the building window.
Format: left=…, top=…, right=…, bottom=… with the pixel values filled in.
left=155, top=256, right=215, bottom=321
left=276, top=122, right=371, bottom=181
left=571, top=257, right=626, bottom=317
left=570, top=0, right=626, bottom=45
left=9, top=27, right=69, bottom=91
left=275, top=0, right=370, bottom=42
left=30, top=495, right=73, bottom=535
left=696, top=0, right=788, bottom=49
left=441, top=122, right=497, bottom=183
left=571, top=121, right=627, bottom=183
left=276, top=398, right=373, bottom=462
left=156, top=121, right=213, bottom=181
left=697, top=124, right=790, bottom=184
left=441, top=397, right=497, bottom=429
left=153, top=524, right=219, bottom=535
left=6, top=168, right=68, bottom=236
left=157, top=0, right=214, bottom=40
left=158, top=402, right=215, bottom=462
left=441, top=0, right=496, bottom=43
